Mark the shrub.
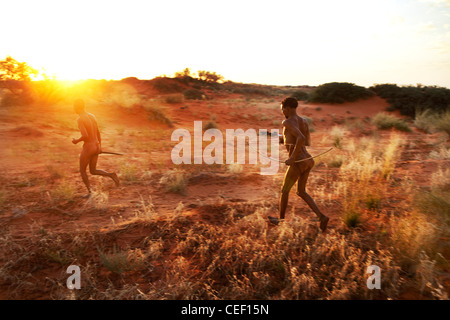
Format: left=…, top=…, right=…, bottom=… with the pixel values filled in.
left=372, top=113, right=411, bottom=132
left=414, top=109, right=450, bottom=135
left=203, top=121, right=218, bottom=130
left=144, top=103, right=173, bottom=127
left=183, top=88, right=204, bottom=100
left=151, top=77, right=183, bottom=93
left=435, top=111, right=450, bottom=136
left=290, top=90, right=309, bottom=101
left=371, top=84, right=450, bottom=118
left=309, top=82, right=374, bottom=104
left=343, top=210, right=362, bottom=228
left=98, top=247, right=147, bottom=274
left=414, top=109, right=440, bottom=133
left=197, top=70, right=224, bottom=83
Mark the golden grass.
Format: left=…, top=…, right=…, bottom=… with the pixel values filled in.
left=334, top=133, right=404, bottom=227
left=159, top=169, right=189, bottom=195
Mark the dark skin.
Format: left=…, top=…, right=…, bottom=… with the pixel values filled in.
left=72, top=100, right=119, bottom=195
left=270, top=103, right=329, bottom=232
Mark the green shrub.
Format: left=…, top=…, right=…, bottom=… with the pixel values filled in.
left=290, top=90, right=309, bottom=101
left=371, top=84, right=450, bottom=118
left=309, top=82, right=374, bottom=104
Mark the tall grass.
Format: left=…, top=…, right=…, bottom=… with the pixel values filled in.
left=415, top=110, right=450, bottom=136
left=330, top=126, right=346, bottom=149
left=414, top=167, right=450, bottom=226
left=372, top=113, right=412, bottom=132
left=98, top=246, right=147, bottom=274
left=337, top=134, right=403, bottom=227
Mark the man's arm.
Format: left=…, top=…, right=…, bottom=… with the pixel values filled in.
left=283, top=120, right=306, bottom=164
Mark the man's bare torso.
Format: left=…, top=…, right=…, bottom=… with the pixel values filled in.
left=283, top=115, right=311, bottom=159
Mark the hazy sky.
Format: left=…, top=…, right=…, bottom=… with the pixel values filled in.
left=1, top=0, right=450, bottom=87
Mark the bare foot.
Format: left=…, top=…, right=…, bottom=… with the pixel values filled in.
left=320, top=215, right=329, bottom=232
left=111, top=173, right=120, bottom=187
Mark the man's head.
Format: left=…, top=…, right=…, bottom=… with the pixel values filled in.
left=280, top=97, right=298, bottom=118
left=73, top=99, right=85, bottom=115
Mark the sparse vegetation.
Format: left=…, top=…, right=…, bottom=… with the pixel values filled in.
left=165, top=93, right=184, bottom=104
left=159, top=169, right=189, bottom=195
left=98, top=246, right=148, bottom=274
left=51, top=179, right=76, bottom=202
left=330, top=126, right=346, bottom=148
left=372, top=113, right=412, bottom=132
left=119, top=162, right=140, bottom=184
left=144, top=103, right=173, bottom=127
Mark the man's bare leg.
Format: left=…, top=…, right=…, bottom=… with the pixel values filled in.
left=269, top=165, right=300, bottom=225
left=89, top=154, right=120, bottom=187
left=79, top=151, right=92, bottom=196
left=296, top=168, right=329, bottom=232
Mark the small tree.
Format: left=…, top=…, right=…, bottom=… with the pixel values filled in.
left=197, top=70, right=224, bottom=83
left=174, top=68, right=192, bottom=78
left=0, top=56, right=38, bottom=95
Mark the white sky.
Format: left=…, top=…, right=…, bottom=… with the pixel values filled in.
left=1, top=0, right=450, bottom=87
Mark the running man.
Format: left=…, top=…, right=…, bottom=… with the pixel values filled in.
left=72, top=99, right=120, bottom=196
left=269, top=97, right=329, bottom=232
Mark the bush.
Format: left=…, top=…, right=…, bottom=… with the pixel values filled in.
left=309, top=82, right=374, bottom=104
left=371, top=84, right=450, bottom=118
left=413, top=109, right=450, bottom=135
left=290, top=90, right=309, bottom=101
left=144, top=104, right=173, bottom=127
left=435, top=111, right=450, bottom=136
left=414, top=109, right=440, bottom=133
left=151, top=77, right=183, bottom=93
left=183, top=88, right=204, bottom=100
left=203, top=121, right=218, bottom=130
left=372, top=113, right=412, bottom=132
